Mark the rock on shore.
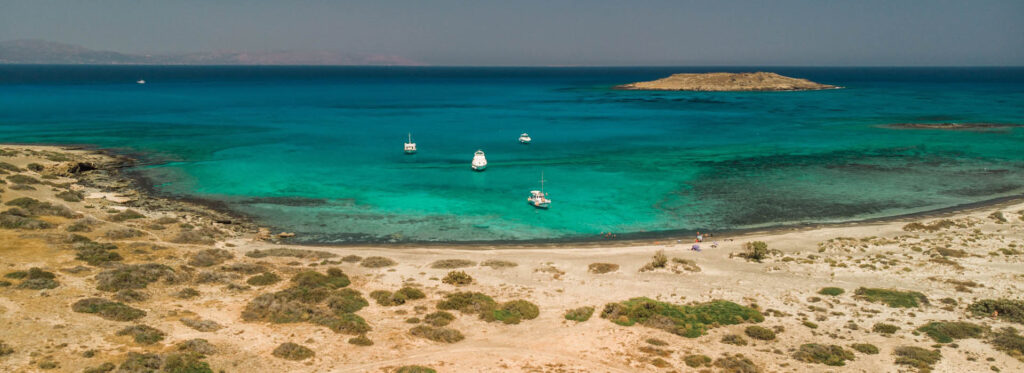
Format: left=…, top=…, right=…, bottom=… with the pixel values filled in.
left=615, top=72, right=839, bottom=91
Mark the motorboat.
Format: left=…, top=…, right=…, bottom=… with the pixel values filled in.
left=471, top=150, right=487, bottom=171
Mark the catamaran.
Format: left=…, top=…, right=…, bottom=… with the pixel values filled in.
left=527, top=172, right=551, bottom=209
left=518, top=133, right=532, bottom=144
left=404, top=133, right=417, bottom=154
left=471, top=150, right=487, bottom=171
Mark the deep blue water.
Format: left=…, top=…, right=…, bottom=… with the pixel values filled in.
left=1, top=65, right=1023, bottom=242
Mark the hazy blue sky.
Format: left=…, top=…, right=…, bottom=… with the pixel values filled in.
left=1, top=0, right=1021, bottom=66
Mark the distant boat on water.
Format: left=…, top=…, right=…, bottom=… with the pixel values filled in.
left=519, top=133, right=532, bottom=144
left=404, top=133, right=416, bottom=154
left=136, top=79, right=146, bottom=84
left=471, top=150, right=487, bottom=171
left=527, top=172, right=551, bottom=209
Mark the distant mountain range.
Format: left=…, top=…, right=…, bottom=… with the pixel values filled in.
left=0, top=39, right=421, bottom=65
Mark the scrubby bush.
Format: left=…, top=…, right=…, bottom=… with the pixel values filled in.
left=246, top=272, right=281, bottom=286
left=639, top=250, right=668, bottom=272
left=116, top=325, right=165, bottom=345
left=370, top=286, right=426, bottom=306
left=177, top=338, right=217, bottom=355
left=564, top=306, right=595, bottom=322
left=0, top=162, right=20, bottom=172
left=437, top=292, right=497, bottom=314
left=114, top=289, right=149, bottom=303
left=95, top=263, right=179, bottom=292
left=348, top=335, right=373, bottom=346
left=188, top=249, right=234, bottom=267
left=82, top=362, right=115, bottom=373
left=396, top=366, right=437, bottom=373
left=893, top=346, right=941, bottom=371
left=739, top=241, right=770, bottom=262
left=360, top=256, right=397, bottom=268
left=326, top=289, right=369, bottom=314
left=246, top=248, right=336, bottom=259
left=917, top=321, right=986, bottom=343
left=56, top=190, right=84, bottom=202
left=599, top=297, right=763, bottom=338
left=410, top=325, right=465, bottom=343
left=713, top=354, right=759, bottom=372
left=588, top=263, right=619, bottom=274
left=819, top=287, right=845, bottom=296
left=721, top=334, right=748, bottom=346
left=683, top=354, right=712, bottom=368
left=442, top=270, right=473, bottom=286
left=968, top=299, right=1024, bottom=324
left=0, top=340, right=13, bottom=356
left=242, top=268, right=370, bottom=335
left=105, top=227, right=143, bottom=240
left=72, top=298, right=145, bottom=321
left=221, top=262, right=266, bottom=274
left=745, top=325, right=776, bottom=340
left=109, top=209, right=145, bottom=222
left=873, top=323, right=900, bottom=334
left=176, top=288, right=200, bottom=299
left=430, top=259, right=475, bottom=269
left=7, top=174, right=40, bottom=184
left=854, top=287, right=928, bottom=308
left=272, top=342, right=314, bottom=360
left=162, top=352, right=213, bottom=373
left=851, top=343, right=879, bottom=354
left=118, top=352, right=162, bottom=371
left=171, top=228, right=218, bottom=245
left=75, top=242, right=123, bottom=266
left=989, top=327, right=1024, bottom=362
left=181, top=318, right=223, bottom=332
left=793, top=343, right=855, bottom=366
left=0, top=208, right=51, bottom=229
left=485, top=300, right=539, bottom=324
left=5, top=197, right=77, bottom=218
left=424, top=311, right=455, bottom=327
left=481, top=259, right=517, bottom=268
left=13, top=267, right=59, bottom=289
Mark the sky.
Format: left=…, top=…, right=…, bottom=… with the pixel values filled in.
left=1, top=0, right=1022, bottom=66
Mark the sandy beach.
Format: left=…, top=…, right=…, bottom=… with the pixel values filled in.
left=1, top=144, right=1023, bottom=372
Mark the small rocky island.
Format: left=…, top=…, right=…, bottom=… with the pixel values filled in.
left=615, top=72, right=839, bottom=91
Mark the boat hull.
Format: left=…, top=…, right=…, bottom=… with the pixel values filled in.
left=404, top=150, right=416, bottom=154
left=528, top=201, right=549, bottom=209
left=472, top=165, right=486, bottom=171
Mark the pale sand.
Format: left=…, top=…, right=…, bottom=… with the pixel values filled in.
left=1, top=144, right=1023, bottom=372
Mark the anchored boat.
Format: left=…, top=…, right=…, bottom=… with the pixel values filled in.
left=471, top=150, right=487, bottom=171
left=519, top=133, right=532, bottom=144
left=403, top=133, right=416, bottom=154
left=527, top=172, right=551, bottom=209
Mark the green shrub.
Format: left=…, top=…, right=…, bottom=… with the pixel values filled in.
left=588, top=263, right=619, bottom=274
left=0, top=280, right=10, bottom=287
left=599, top=297, right=763, bottom=338
left=424, top=311, right=455, bottom=327
left=683, top=354, right=712, bottom=368
left=409, top=325, right=464, bottom=343
left=370, top=286, right=426, bottom=306
left=437, top=292, right=497, bottom=314
left=116, top=325, right=165, bottom=345
left=118, top=352, right=162, bottom=371
left=180, top=318, right=223, bottom=332
left=639, top=250, right=668, bottom=271
left=313, top=312, right=371, bottom=335
left=564, top=306, right=595, bottom=322
left=721, top=334, right=747, bottom=346
left=82, top=362, right=115, bottom=373
left=242, top=269, right=369, bottom=335
left=56, top=190, right=84, bottom=202
left=854, top=287, right=928, bottom=308
left=0, top=209, right=51, bottom=229
left=75, top=242, right=123, bottom=266
left=245, top=248, right=336, bottom=259
left=893, top=346, right=941, bottom=372
left=713, top=354, right=759, bottom=372
left=851, top=343, right=880, bottom=354
left=12, top=267, right=59, bottom=289
left=917, top=321, right=986, bottom=343
left=819, top=287, right=845, bottom=296
left=5, top=197, right=77, bottom=218
left=989, top=327, right=1024, bottom=362
left=7, top=174, right=40, bottom=184
left=109, top=209, right=145, bottom=222
left=0, top=162, right=20, bottom=172
left=114, top=289, right=149, bottom=303
left=793, top=343, right=855, bottom=366
left=348, top=335, right=373, bottom=346
left=481, top=259, right=517, bottom=268
left=430, top=259, right=475, bottom=269
left=360, top=256, right=396, bottom=268
left=71, top=298, right=145, bottom=321
left=3, top=270, right=27, bottom=279
left=95, top=263, right=178, bottom=291
left=246, top=272, right=281, bottom=286
left=442, top=270, right=473, bottom=286
left=740, top=241, right=770, bottom=262
left=968, top=299, right=1024, bottom=324
left=176, top=288, right=200, bottom=299
left=163, top=352, right=213, bottom=373
left=177, top=338, right=217, bottom=355
left=326, top=289, right=369, bottom=314
left=291, top=268, right=351, bottom=289
left=396, top=366, right=437, bottom=373
left=745, top=325, right=776, bottom=340
left=188, top=249, right=234, bottom=267
left=272, top=342, right=314, bottom=360
left=803, top=321, right=819, bottom=329
left=485, top=300, right=539, bottom=324
left=873, top=323, right=900, bottom=334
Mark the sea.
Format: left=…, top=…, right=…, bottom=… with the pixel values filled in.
left=1, top=65, right=1022, bottom=243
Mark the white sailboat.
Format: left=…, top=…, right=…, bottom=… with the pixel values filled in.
left=136, top=80, right=146, bottom=84
left=518, top=133, right=532, bottom=144
left=404, top=133, right=417, bottom=154
left=527, top=172, right=551, bottom=209
left=471, top=150, right=487, bottom=171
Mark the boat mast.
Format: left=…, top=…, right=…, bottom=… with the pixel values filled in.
left=408, top=133, right=412, bottom=143
left=540, top=171, right=545, bottom=194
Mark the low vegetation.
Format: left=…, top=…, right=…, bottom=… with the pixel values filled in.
left=851, top=343, right=879, bottom=354
left=564, top=306, right=595, bottom=322
left=71, top=298, right=146, bottom=321
left=9, top=267, right=59, bottom=290
left=917, top=321, right=986, bottom=343
left=272, top=342, right=314, bottom=361
left=95, top=263, right=180, bottom=292
left=968, top=299, right=1024, bottom=324
left=348, top=335, right=373, bottom=346
left=360, top=256, right=397, bottom=268
left=588, top=262, right=619, bottom=274
left=109, top=209, right=145, bottom=222
left=370, top=287, right=426, bottom=306
left=683, top=354, right=712, bottom=368
left=793, top=343, right=855, bottom=366
left=246, top=272, right=281, bottom=286
left=721, top=334, right=747, bottom=346
left=423, top=311, right=455, bottom=327
left=430, top=259, right=475, bottom=269
left=116, top=325, right=166, bottom=345
left=639, top=250, right=668, bottom=272
left=854, top=287, right=928, bottom=308
left=989, top=327, right=1024, bottom=362
left=74, top=241, right=123, bottom=266
left=903, top=219, right=960, bottom=232
left=480, top=259, right=517, bottom=268
left=436, top=291, right=540, bottom=324
left=893, top=346, right=941, bottom=372
left=713, top=354, right=760, bottom=372
left=873, top=323, right=900, bottom=334
left=180, top=318, right=223, bottom=332
left=409, top=325, right=465, bottom=343
left=744, top=325, right=776, bottom=340
left=599, top=298, right=763, bottom=338
left=396, top=366, right=437, bottom=373
left=188, top=249, right=234, bottom=267
left=5, top=197, right=78, bottom=218
left=738, top=241, right=770, bottom=262
left=242, top=268, right=370, bottom=335
left=245, top=248, right=336, bottom=259
left=819, top=287, right=844, bottom=296
left=441, top=270, right=473, bottom=285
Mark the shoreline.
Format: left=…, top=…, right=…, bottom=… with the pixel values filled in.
left=6, top=141, right=1024, bottom=249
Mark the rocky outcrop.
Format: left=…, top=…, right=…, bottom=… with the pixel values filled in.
left=615, top=72, right=839, bottom=92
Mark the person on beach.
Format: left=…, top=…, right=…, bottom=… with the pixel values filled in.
left=691, top=244, right=701, bottom=252
left=696, top=231, right=703, bottom=242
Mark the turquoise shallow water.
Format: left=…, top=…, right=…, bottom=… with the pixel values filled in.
left=1, top=66, right=1023, bottom=242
